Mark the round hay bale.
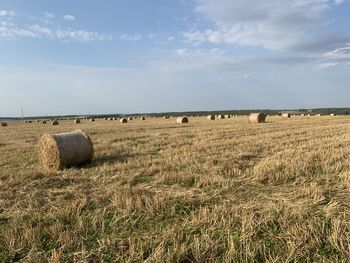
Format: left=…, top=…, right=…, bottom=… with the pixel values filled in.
left=104, top=117, right=108, bottom=120
left=330, top=113, right=336, bottom=116
left=1, top=122, right=8, bottom=127
left=38, top=130, right=93, bottom=170
left=282, top=113, right=291, bottom=118
left=90, top=118, right=95, bottom=122
left=75, top=119, right=81, bottom=124
left=176, top=116, right=189, bottom=124
left=225, top=115, right=231, bottom=119
left=207, top=115, right=215, bottom=120
left=163, top=116, right=170, bottom=119
left=120, top=118, right=128, bottom=123
left=42, top=120, right=47, bottom=124
left=248, top=113, right=266, bottom=123
left=217, top=115, right=225, bottom=119
left=52, top=120, right=59, bottom=126
left=128, top=117, right=133, bottom=121
left=140, top=117, right=146, bottom=120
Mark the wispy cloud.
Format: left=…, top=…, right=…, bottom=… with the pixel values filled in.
left=184, top=0, right=349, bottom=52
left=0, top=11, right=110, bottom=42
left=63, top=14, right=75, bottom=21
left=44, top=12, right=55, bottom=19
left=120, top=33, right=142, bottom=42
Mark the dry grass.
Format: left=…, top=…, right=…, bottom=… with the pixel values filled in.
left=1, top=116, right=350, bottom=262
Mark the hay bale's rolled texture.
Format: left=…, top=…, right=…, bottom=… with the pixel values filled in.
left=176, top=116, right=189, bottom=124
left=1, top=122, right=7, bottom=127
left=140, top=117, right=146, bottom=120
left=282, top=113, right=291, bottom=118
left=120, top=118, right=128, bottom=123
left=52, top=120, right=59, bottom=126
left=38, top=130, right=93, bottom=170
left=207, top=115, right=215, bottom=120
left=75, top=119, right=81, bottom=124
left=248, top=113, right=266, bottom=123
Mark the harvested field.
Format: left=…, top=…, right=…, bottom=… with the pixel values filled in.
left=1, top=116, right=350, bottom=262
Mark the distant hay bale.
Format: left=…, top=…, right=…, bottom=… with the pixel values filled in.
left=176, top=116, right=189, bottom=124
left=163, top=116, right=170, bottom=119
left=120, top=118, right=128, bottom=123
left=38, top=130, right=93, bottom=170
left=225, top=115, right=231, bottom=119
left=75, top=119, right=81, bottom=124
left=207, top=115, right=215, bottom=120
left=217, top=115, right=225, bottom=119
left=282, top=113, right=291, bottom=118
left=109, top=117, right=113, bottom=121
left=1, top=122, right=7, bottom=127
left=42, top=120, right=47, bottom=124
left=52, top=120, right=59, bottom=126
left=248, top=113, right=266, bottom=123
left=104, top=117, right=108, bottom=120
left=90, top=118, right=95, bottom=122
left=140, top=117, right=146, bottom=120
left=330, top=113, right=336, bottom=116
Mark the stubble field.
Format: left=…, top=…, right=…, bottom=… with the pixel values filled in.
left=1, top=116, right=350, bottom=262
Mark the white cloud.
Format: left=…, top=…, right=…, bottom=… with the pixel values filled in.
left=44, top=12, right=55, bottom=19
left=0, top=10, right=15, bottom=17
left=185, top=0, right=348, bottom=52
left=63, top=15, right=75, bottom=21
left=120, top=33, right=142, bottom=41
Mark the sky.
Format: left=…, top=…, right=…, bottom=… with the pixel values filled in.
left=0, top=0, right=350, bottom=117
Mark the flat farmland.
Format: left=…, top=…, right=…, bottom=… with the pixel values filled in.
left=1, top=116, right=350, bottom=262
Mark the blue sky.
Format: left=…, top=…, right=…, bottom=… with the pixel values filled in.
left=1, top=0, right=350, bottom=117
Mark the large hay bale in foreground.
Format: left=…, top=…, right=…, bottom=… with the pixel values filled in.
left=176, top=116, right=189, bottom=124
left=207, top=115, right=215, bottom=120
left=1, top=122, right=7, bottom=127
left=282, top=113, right=291, bottom=118
left=248, top=113, right=266, bottom=123
left=38, top=130, right=93, bottom=170
left=120, top=118, right=128, bottom=123
left=52, top=120, right=59, bottom=126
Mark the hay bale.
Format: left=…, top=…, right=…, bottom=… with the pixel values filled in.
left=42, top=120, right=47, bottom=124
left=120, top=118, right=128, bottom=123
left=282, top=113, right=291, bottom=118
left=217, top=115, right=225, bottom=119
left=207, top=115, right=215, bottom=120
left=75, top=119, right=81, bottom=124
left=1, top=122, right=7, bottom=127
left=225, top=115, right=231, bottom=119
left=163, top=116, right=170, bottom=119
left=90, top=118, right=95, bottom=122
left=38, top=130, right=93, bottom=170
left=140, top=117, right=146, bottom=120
left=330, top=113, right=336, bottom=116
left=52, top=120, right=59, bottom=126
left=176, top=116, right=189, bottom=124
left=248, top=113, right=266, bottom=123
